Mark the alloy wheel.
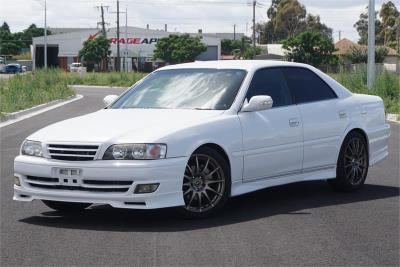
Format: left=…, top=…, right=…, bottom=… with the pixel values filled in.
left=183, top=154, right=225, bottom=213
left=344, top=137, right=368, bottom=186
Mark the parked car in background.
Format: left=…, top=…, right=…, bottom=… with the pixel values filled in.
left=69, top=62, right=82, bottom=72
left=13, top=60, right=390, bottom=218
left=5, top=64, right=22, bottom=74
left=21, top=65, right=28, bottom=72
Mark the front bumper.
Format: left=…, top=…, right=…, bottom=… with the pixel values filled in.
left=14, top=155, right=187, bottom=209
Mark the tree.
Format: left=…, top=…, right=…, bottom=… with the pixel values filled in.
left=346, top=46, right=388, bottom=64
left=354, top=9, right=384, bottom=45
left=1, top=22, right=10, bottom=33
left=379, top=1, right=399, bottom=48
left=354, top=3, right=399, bottom=47
left=153, top=34, right=207, bottom=64
left=256, top=0, right=332, bottom=44
left=78, top=35, right=110, bottom=71
left=282, top=31, right=337, bottom=67
left=221, top=39, right=242, bottom=55
left=0, top=22, right=22, bottom=55
left=0, top=22, right=50, bottom=56
left=274, top=0, right=306, bottom=38
left=19, top=24, right=51, bottom=48
left=305, top=14, right=333, bottom=41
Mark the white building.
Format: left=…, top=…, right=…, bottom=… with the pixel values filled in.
left=32, top=27, right=221, bottom=71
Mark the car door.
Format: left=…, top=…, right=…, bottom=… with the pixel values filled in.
left=282, top=67, right=347, bottom=171
left=239, top=68, right=303, bottom=181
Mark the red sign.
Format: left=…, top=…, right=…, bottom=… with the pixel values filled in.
left=88, top=32, right=158, bottom=45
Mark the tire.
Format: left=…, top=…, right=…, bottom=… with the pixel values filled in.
left=328, top=131, right=369, bottom=192
left=177, top=146, right=231, bottom=218
left=42, top=200, right=91, bottom=212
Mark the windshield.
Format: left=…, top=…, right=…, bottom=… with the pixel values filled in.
left=110, top=68, right=247, bottom=110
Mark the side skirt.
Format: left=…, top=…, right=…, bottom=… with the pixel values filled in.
left=230, top=165, right=336, bottom=197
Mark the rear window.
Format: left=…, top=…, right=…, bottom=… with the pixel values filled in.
left=282, top=67, right=337, bottom=104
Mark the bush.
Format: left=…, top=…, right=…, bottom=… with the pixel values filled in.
left=66, top=71, right=147, bottom=87
left=0, top=68, right=74, bottom=115
left=330, top=67, right=400, bottom=114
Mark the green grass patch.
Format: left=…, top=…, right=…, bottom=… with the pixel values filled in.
left=0, top=69, right=75, bottom=115
left=67, top=71, right=147, bottom=87
left=330, top=68, right=400, bottom=114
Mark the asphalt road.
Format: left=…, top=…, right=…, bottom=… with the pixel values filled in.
left=1, top=87, right=399, bottom=266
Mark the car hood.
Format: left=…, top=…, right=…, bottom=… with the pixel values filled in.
left=28, top=108, right=224, bottom=144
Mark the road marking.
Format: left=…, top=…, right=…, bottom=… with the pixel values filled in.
left=0, top=94, right=83, bottom=128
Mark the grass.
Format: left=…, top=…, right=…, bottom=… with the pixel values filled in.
left=0, top=69, right=74, bottom=115
left=13, top=51, right=32, bottom=60
left=66, top=71, right=147, bottom=87
left=330, top=68, right=400, bottom=114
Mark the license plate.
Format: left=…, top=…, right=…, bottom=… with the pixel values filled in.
left=58, top=168, right=82, bottom=177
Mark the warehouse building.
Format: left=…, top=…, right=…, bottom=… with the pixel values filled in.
left=32, top=27, right=221, bottom=71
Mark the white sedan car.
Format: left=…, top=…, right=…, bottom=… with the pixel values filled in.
left=14, top=60, right=390, bottom=217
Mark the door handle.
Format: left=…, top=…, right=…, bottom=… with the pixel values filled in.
left=289, top=118, right=300, bottom=127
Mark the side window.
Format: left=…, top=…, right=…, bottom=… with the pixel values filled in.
left=282, top=67, right=337, bottom=104
left=246, top=68, right=292, bottom=108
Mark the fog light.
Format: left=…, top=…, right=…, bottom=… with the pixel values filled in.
left=14, top=176, right=21, bottom=186
left=134, top=183, right=159, bottom=194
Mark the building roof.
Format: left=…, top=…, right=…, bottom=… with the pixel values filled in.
left=202, top=32, right=245, bottom=40
left=334, top=38, right=398, bottom=56
left=48, top=27, right=96, bottom=35
left=334, top=38, right=358, bottom=55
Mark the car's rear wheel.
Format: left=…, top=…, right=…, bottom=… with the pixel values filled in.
left=42, top=200, right=91, bottom=212
left=178, top=147, right=230, bottom=218
left=328, top=131, right=369, bottom=192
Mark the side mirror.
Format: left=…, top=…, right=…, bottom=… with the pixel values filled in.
left=241, top=95, right=273, bottom=112
left=103, top=95, right=118, bottom=106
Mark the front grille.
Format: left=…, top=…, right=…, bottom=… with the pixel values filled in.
left=47, top=144, right=99, bottom=161
left=83, top=180, right=132, bottom=186
left=25, top=176, right=133, bottom=193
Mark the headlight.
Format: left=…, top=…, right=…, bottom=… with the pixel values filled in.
left=21, top=140, right=43, bottom=157
left=102, top=144, right=167, bottom=160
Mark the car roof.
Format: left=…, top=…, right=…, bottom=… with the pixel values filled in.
left=159, top=60, right=312, bottom=72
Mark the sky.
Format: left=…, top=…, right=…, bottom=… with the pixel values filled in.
left=1, top=0, right=399, bottom=42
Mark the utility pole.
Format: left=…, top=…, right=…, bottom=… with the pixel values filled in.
left=44, top=0, right=47, bottom=69
left=125, top=7, right=128, bottom=72
left=367, top=0, right=375, bottom=90
left=95, top=4, right=109, bottom=37
left=233, top=24, right=236, bottom=40
left=116, top=0, right=120, bottom=72
left=252, top=0, right=256, bottom=55
left=95, top=4, right=110, bottom=71
left=338, top=30, right=341, bottom=41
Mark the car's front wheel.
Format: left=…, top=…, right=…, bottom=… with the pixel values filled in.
left=178, top=147, right=230, bottom=218
left=328, top=131, right=369, bottom=192
left=42, top=200, right=91, bottom=212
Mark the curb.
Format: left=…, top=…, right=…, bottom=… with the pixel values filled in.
left=386, top=114, right=400, bottom=123
left=69, top=84, right=128, bottom=89
left=0, top=94, right=83, bottom=128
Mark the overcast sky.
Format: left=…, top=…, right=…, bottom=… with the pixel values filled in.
left=1, top=0, right=398, bottom=42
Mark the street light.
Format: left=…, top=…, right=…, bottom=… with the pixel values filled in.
left=367, top=0, right=375, bottom=89
left=44, top=0, right=47, bottom=69
left=35, top=0, right=47, bottom=68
